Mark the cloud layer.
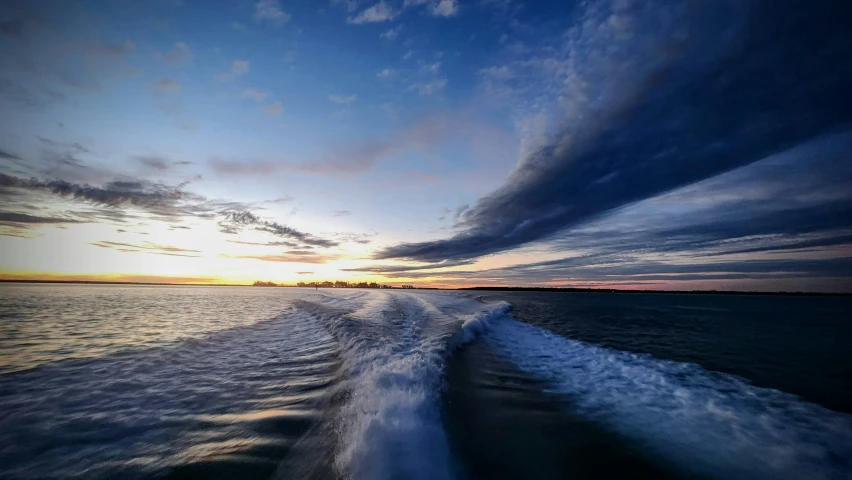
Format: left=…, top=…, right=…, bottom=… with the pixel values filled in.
left=376, top=1, right=852, bottom=263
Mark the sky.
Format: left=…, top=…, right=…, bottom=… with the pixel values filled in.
left=0, top=0, right=851, bottom=292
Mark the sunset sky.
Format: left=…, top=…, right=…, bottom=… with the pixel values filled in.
left=1, top=0, right=851, bottom=291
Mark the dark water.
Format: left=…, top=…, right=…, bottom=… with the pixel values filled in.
left=1, top=284, right=851, bottom=479
left=489, top=292, right=852, bottom=414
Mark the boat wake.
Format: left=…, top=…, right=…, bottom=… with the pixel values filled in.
left=288, top=290, right=852, bottom=480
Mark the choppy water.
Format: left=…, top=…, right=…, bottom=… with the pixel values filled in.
left=1, top=284, right=851, bottom=479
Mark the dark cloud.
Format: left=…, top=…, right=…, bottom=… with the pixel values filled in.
left=376, top=1, right=852, bottom=263
left=296, top=271, right=314, bottom=275
left=501, top=257, right=852, bottom=282
left=332, top=210, right=352, bottom=217
left=379, top=257, right=852, bottom=286
left=342, top=259, right=475, bottom=273
left=219, top=210, right=339, bottom=248
left=136, top=156, right=170, bottom=171
left=538, top=132, right=852, bottom=260
left=0, top=149, right=25, bottom=161
left=37, top=136, right=90, bottom=154
left=0, top=174, right=198, bottom=212
left=134, top=156, right=190, bottom=171
left=0, top=211, right=83, bottom=225
left=372, top=133, right=852, bottom=289
left=0, top=170, right=343, bottom=249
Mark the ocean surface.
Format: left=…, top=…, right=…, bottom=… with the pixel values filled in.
left=1, top=284, right=851, bottom=480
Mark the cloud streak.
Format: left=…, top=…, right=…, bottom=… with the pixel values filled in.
left=0, top=170, right=341, bottom=250
left=90, top=240, right=202, bottom=257
left=222, top=253, right=334, bottom=264
left=219, top=210, right=339, bottom=248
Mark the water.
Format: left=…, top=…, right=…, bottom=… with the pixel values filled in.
left=1, top=284, right=850, bottom=479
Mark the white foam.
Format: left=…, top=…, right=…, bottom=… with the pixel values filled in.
left=301, top=291, right=481, bottom=480
left=459, top=301, right=513, bottom=345
left=482, top=316, right=852, bottom=480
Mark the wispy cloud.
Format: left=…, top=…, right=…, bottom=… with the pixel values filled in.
left=135, top=155, right=189, bottom=171
left=410, top=78, right=446, bottom=95
left=228, top=239, right=304, bottom=248
left=429, top=0, right=457, bottom=17
left=409, top=60, right=446, bottom=95
left=209, top=117, right=448, bottom=176
left=263, top=195, right=295, bottom=204
left=261, top=100, right=283, bottom=115
left=90, top=240, right=202, bottom=257
left=328, top=94, right=357, bottom=104
left=380, top=24, right=402, bottom=40
left=254, top=0, right=291, bottom=26
left=216, top=60, right=250, bottom=82
left=136, top=156, right=169, bottom=171
left=89, top=40, right=135, bottom=57
left=159, top=42, right=192, bottom=65
left=402, top=0, right=458, bottom=17
left=342, top=259, right=474, bottom=273
left=223, top=253, right=335, bottom=263
left=146, top=78, right=180, bottom=93
left=348, top=2, right=398, bottom=24
left=241, top=88, right=268, bottom=101
left=377, top=68, right=397, bottom=79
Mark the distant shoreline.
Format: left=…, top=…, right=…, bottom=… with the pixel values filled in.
left=457, top=286, right=852, bottom=297
left=1, top=279, right=849, bottom=296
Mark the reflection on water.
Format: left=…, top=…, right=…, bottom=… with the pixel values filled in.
left=0, top=284, right=300, bottom=374
left=0, top=285, right=341, bottom=479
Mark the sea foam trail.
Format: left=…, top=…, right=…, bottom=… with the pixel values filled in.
left=476, top=314, right=852, bottom=480
left=294, top=291, right=508, bottom=480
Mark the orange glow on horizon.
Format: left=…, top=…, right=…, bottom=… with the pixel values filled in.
left=0, top=270, right=751, bottom=291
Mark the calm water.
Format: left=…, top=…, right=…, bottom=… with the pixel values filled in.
left=1, top=284, right=850, bottom=479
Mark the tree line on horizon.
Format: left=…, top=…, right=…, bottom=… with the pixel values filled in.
left=252, top=280, right=415, bottom=289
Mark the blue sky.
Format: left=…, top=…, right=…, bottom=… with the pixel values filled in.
left=1, top=0, right=851, bottom=291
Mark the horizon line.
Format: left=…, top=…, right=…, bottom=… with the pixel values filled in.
left=2, top=279, right=850, bottom=296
